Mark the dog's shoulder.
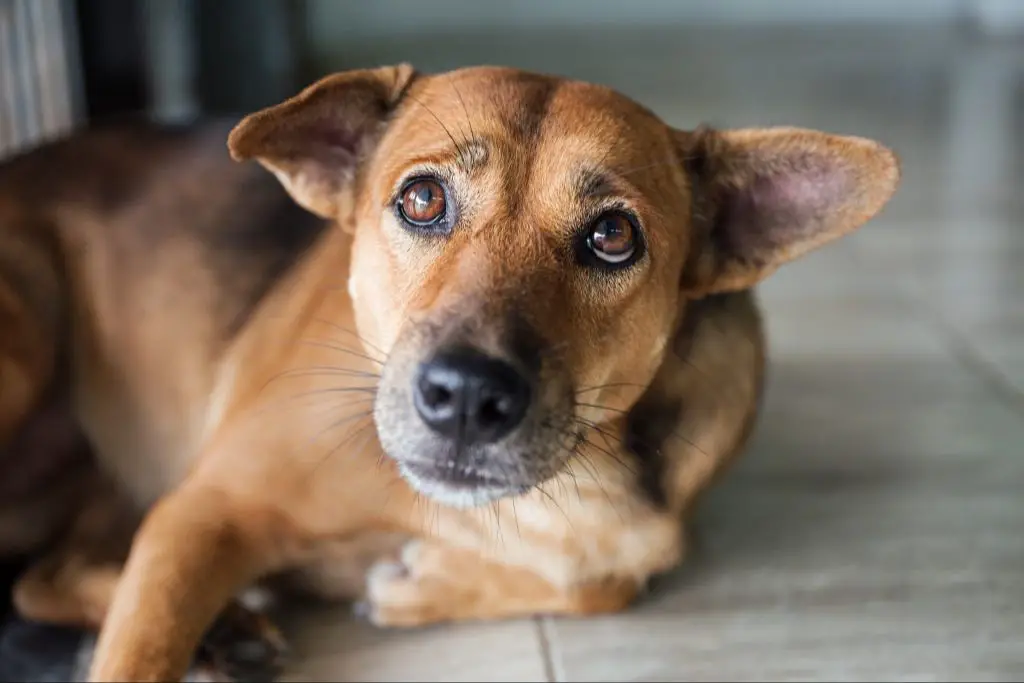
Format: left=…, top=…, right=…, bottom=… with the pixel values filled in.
left=626, top=290, right=766, bottom=508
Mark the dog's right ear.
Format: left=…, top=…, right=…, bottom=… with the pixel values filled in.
left=674, top=125, right=900, bottom=296
left=228, top=64, right=417, bottom=218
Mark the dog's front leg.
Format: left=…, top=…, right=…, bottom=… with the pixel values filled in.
left=87, top=482, right=278, bottom=682
left=357, top=539, right=641, bottom=628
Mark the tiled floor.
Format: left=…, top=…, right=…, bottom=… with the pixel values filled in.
left=280, top=24, right=1024, bottom=682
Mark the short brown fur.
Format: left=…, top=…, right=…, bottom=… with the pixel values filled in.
left=0, top=65, right=900, bottom=681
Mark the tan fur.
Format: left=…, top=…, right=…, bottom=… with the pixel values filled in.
left=0, top=65, right=900, bottom=682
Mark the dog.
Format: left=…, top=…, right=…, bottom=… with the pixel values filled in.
left=0, top=63, right=900, bottom=681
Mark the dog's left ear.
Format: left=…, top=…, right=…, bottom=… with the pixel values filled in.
left=676, top=126, right=900, bottom=295
left=228, top=63, right=417, bottom=218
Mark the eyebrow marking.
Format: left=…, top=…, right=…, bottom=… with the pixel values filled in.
left=454, top=137, right=489, bottom=173
left=576, top=168, right=617, bottom=199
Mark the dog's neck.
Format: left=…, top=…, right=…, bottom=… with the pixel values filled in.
left=217, top=217, right=358, bottom=391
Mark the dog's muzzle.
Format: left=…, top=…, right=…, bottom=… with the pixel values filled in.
left=375, top=318, right=573, bottom=508
left=396, top=346, right=534, bottom=496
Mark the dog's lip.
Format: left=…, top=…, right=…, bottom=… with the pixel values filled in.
left=401, top=460, right=509, bottom=489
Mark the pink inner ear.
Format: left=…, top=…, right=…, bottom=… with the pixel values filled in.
left=312, top=123, right=363, bottom=156
left=718, top=159, right=851, bottom=261
left=278, top=117, right=366, bottom=169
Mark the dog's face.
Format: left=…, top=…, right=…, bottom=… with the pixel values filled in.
left=353, top=70, right=692, bottom=507
left=229, top=64, right=900, bottom=507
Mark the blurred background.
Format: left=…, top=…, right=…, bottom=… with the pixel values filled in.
left=2, top=0, right=1023, bottom=140
left=1, top=0, right=1022, bottom=226
left=1, top=1, right=1023, bottom=680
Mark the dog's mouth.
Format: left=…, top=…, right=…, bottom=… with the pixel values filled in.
left=396, top=459, right=533, bottom=507
left=401, top=460, right=505, bottom=487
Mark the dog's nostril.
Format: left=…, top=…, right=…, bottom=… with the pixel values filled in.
left=421, top=383, right=453, bottom=409
left=478, top=395, right=511, bottom=427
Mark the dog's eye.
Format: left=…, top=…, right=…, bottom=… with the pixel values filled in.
left=586, top=212, right=639, bottom=266
left=398, top=178, right=447, bottom=227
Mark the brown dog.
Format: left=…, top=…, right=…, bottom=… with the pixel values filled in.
left=0, top=64, right=900, bottom=681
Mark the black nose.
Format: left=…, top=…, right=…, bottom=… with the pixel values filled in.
left=413, top=348, right=531, bottom=445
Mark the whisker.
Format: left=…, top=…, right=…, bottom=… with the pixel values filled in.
left=573, top=452, right=627, bottom=523
left=547, top=420, right=622, bottom=515
left=553, top=470, right=570, bottom=506
left=275, top=395, right=375, bottom=423
left=489, top=459, right=515, bottom=544
left=287, top=386, right=378, bottom=402
left=509, top=496, right=521, bottom=539
left=594, top=137, right=617, bottom=175
left=299, top=339, right=385, bottom=367
left=452, top=80, right=475, bottom=144
left=259, top=363, right=380, bottom=400
left=662, top=427, right=709, bottom=455
left=407, top=93, right=467, bottom=165
left=533, top=484, right=573, bottom=532
left=254, top=386, right=377, bottom=417
left=307, top=411, right=376, bottom=479
left=314, top=416, right=379, bottom=482
left=490, top=499, right=504, bottom=549
left=310, top=316, right=389, bottom=362
left=576, top=408, right=711, bottom=460
left=552, top=422, right=634, bottom=522
left=372, top=464, right=397, bottom=519
left=266, top=366, right=382, bottom=384
left=307, top=408, right=375, bottom=450
left=587, top=418, right=622, bottom=454
left=554, top=429, right=584, bottom=505
left=575, top=382, right=648, bottom=396
left=575, top=401, right=629, bottom=416
left=614, top=153, right=701, bottom=181
left=562, top=460, right=583, bottom=506
left=431, top=493, right=442, bottom=539
left=571, top=422, right=638, bottom=477
left=347, top=419, right=382, bottom=471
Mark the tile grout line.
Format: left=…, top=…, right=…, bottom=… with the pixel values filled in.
left=913, top=299, right=1024, bottom=416
left=534, top=616, right=561, bottom=682
left=849, top=243, right=1024, bottom=416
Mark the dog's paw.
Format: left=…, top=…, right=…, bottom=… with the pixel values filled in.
left=194, top=597, right=289, bottom=683
left=354, top=540, right=458, bottom=628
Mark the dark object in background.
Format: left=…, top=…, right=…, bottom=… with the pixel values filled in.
left=74, top=0, right=147, bottom=121
left=74, top=0, right=305, bottom=123
left=195, top=0, right=306, bottom=116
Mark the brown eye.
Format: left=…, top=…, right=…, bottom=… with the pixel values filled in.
left=587, top=212, right=639, bottom=265
left=399, top=178, right=447, bottom=227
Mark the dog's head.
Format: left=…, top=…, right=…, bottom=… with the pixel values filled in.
left=229, top=65, right=900, bottom=507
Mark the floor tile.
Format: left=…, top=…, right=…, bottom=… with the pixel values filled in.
left=281, top=606, right=549, bottom=682
left=547, top=365, right=1024, bottom=681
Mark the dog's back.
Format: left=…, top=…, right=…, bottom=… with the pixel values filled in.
left=0, top=118, right=326, bottom=347
left=0, top=119, right=327, bottom=530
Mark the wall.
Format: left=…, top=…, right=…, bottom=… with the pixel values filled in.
left=306, top=0, right=967, bottom=41
left=0, top=0, right=82, bottom=158
left=301, top=0, right=1000, bottom=78
left=302, top=0, right=988, bottom=62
